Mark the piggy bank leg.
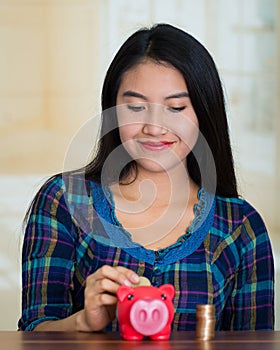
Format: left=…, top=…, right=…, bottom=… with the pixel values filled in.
left=120, top=324, right=144, bottom=341
left=149, top=325, right=171, bottom=341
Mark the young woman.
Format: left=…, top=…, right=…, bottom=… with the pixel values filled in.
left=18, top=23, right=274, bottom=332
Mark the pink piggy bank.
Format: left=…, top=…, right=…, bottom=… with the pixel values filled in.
left=116, top=284, right=175, bottom=341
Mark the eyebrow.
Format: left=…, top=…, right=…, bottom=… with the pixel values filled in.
left=122, top=90, right=189, bottom=101
left=165, top=92, right=189, bottom=100
left=122, top=91, right=148, bottom=100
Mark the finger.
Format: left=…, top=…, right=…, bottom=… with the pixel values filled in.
left=84, top=279, right=119, bottom=311
left=86, top=277, right=121, bottom=297
left=87, top=265, right=139, bottom=287
left=115, top=266, right=140, bottom=285
left=86, top=291, right=118, bottom=308
left=85, top=265, right=118, bottom=285
left=99, top=293, right=118, bottom=305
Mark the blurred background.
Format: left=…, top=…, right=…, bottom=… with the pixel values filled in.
left=0, top=0, right=279, bottom=330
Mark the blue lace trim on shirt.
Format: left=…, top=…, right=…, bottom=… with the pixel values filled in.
left=91, top=182, right=215, bottom=265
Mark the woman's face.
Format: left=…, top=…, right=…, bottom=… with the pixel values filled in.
left=116, top=59, right=199, bottom=174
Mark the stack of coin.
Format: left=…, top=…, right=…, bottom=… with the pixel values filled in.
left=195, top=304, right=215, bottom=341
left=131, top=276, right=151, bottom=288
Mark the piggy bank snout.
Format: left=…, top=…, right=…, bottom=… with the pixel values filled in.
left=129, top=299, right=169, bottom=336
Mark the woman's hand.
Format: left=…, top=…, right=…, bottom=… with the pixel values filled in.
left=76, top=265, right=140, bottom=332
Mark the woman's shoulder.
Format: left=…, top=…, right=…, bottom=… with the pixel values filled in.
left=209, top=194, right=272, bottom=261
left=214, top=194, right=267, bottom=233
left=215, top=194, right=259, bottom=215
left=38, top=171, right=100, bottom=194
left=31, top=171, right=102, bottom=211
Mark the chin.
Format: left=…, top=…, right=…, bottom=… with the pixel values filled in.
left=137, top=159, right=186, bottom=174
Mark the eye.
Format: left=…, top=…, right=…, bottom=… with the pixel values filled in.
left=161, top=294, right=167, bottom=300
left=127, top=294, right=134, bottom=300
left=127, top=105, right=145, bottom=112
left=168, top=106, right=186, bottom=113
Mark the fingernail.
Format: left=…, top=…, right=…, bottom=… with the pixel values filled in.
left=124, top=279, right=131, bottom=286
left=131, top=274, right=139, bottom=283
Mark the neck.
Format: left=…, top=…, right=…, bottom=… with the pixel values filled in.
left=118, top=163, right=199, bottom=208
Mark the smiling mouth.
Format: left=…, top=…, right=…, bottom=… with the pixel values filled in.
left=139, top=141, right=175, bottom=151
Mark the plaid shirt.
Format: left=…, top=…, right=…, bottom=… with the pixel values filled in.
left=18, top=173, right=274, bottom=331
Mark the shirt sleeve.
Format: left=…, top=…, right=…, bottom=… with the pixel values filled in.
left=222, top=201, right=274, bottom=330
left=18, top=175, right=77, bottom=331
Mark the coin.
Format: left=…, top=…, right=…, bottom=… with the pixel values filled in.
left=131, top=276, right=151, bottom=288
left=195, top=304, right=215, bottom=341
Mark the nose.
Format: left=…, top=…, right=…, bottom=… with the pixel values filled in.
left=142, top=123, right=167, bottom=136
left=142, top=105, right=167, bottom=136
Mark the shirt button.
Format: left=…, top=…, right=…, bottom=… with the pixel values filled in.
left=154, top=267, right=161, bottom=275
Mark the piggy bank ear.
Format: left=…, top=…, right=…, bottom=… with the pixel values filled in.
left=159, top=284, right=175, bottom=299
left=116, top=285, right=134, bottom=302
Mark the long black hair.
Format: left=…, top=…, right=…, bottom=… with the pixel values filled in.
left=85, top=23, right=238, bottom=197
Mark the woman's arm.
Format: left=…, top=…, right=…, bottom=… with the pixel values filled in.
left=32, top=311, right=84, bottom=331
left=19, top=175, right=140, bottom=332
left=222, top=202, right=274, bottom=330
left=32, top=265, right=140, bottom=332
left=19, top=176, right=78, bottom=331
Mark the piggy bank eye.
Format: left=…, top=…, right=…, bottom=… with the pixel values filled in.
left=161, top=294, right=167, bottom=300
left=127, top=294, right=134, bottom=300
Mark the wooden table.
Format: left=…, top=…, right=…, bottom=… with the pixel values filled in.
left=1, top=331, right=280, bottom=350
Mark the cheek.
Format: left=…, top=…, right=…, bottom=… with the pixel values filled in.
left=180, top=124, right=199, bottom=149
left=119, top=125, right=139, bottom=143
left=169, top=116, right=199, bottom=150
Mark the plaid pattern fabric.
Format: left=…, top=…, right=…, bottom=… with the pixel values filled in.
left=18, top=173, right=274, bottom=331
